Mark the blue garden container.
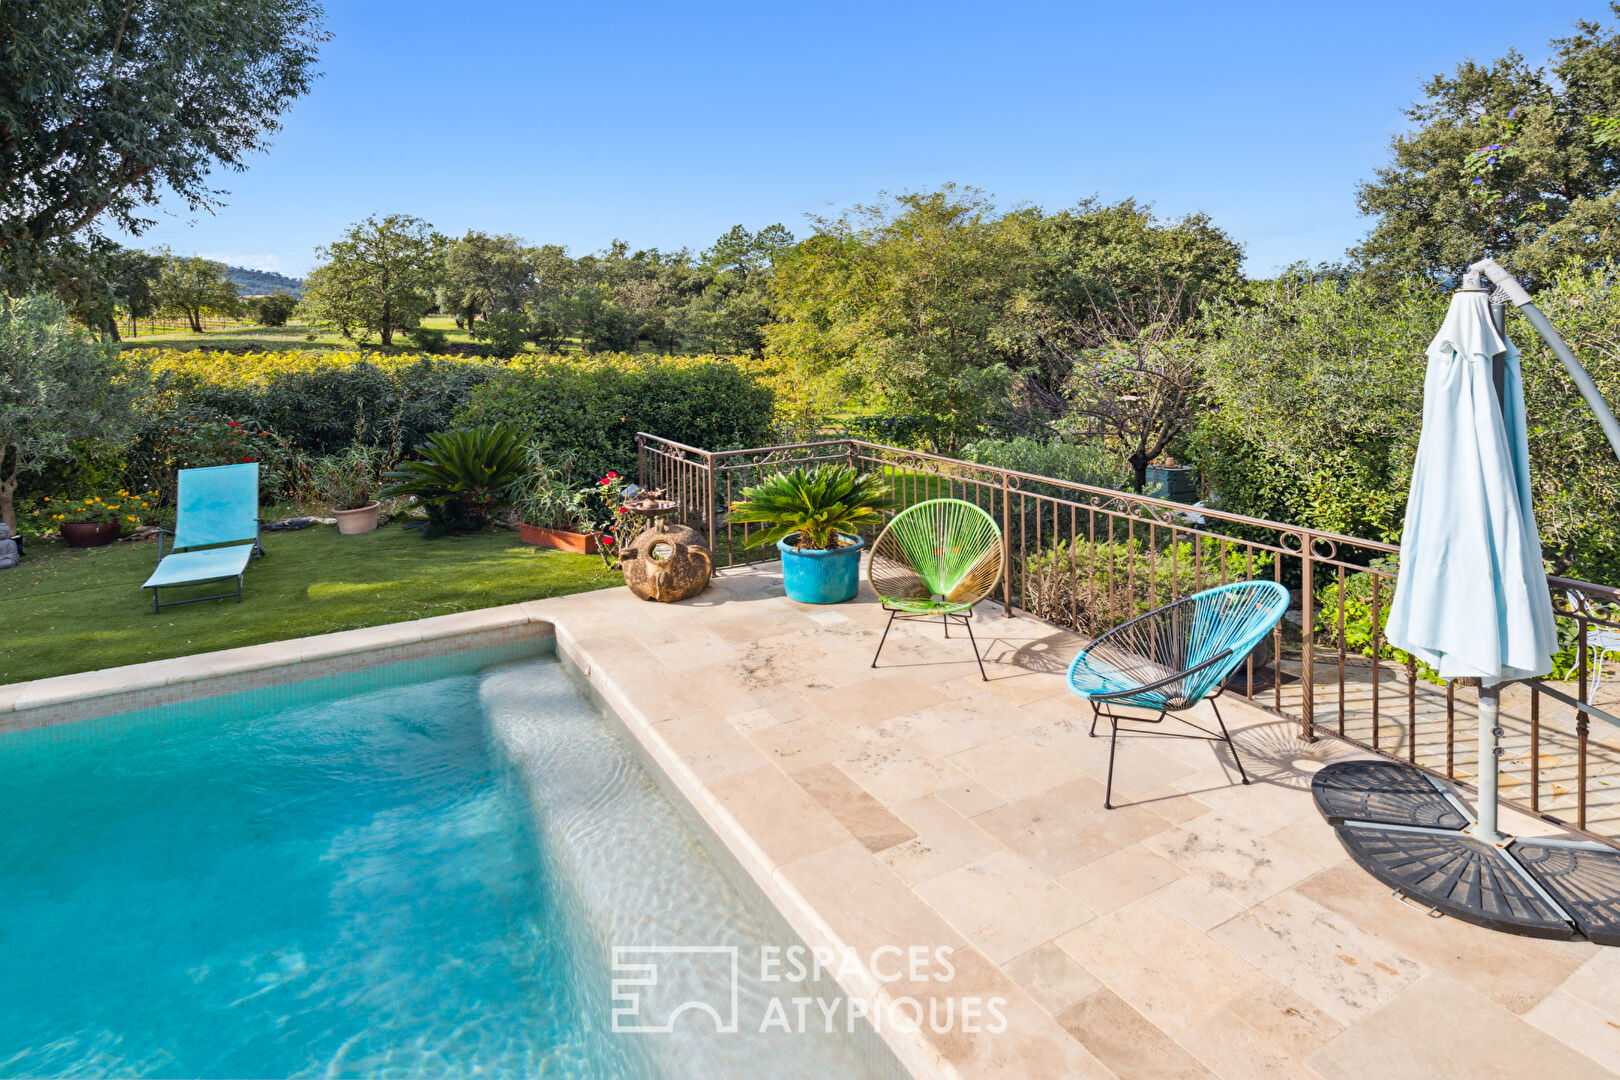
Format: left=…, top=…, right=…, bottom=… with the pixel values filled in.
left=777, top=533, right=865, bottom=604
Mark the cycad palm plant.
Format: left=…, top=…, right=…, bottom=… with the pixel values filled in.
left=381, top=425, right=530, bottom=537
left=728, top=464, right=891, bottom=550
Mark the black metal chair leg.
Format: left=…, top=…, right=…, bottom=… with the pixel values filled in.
left=1089, top=700, right=1100, bottom=737
left=1209, top=699, right=1249, bottom=784
left=942, top=610, right=949, bottom=638
left=962, top=611, right=987, bottom=681
left=872, top=609, right=897, bottom=669
left=1104, top=710, right=1119, bottom=809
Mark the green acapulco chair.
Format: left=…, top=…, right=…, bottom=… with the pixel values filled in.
left=142, top=462, right=265, bottom=613
left=868, top=498, right=1005, bottom=680
left=1067, top=580, right=1289, bottom=808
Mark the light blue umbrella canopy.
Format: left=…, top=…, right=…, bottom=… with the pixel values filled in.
left=1385, top=289, right=1557, bottom=685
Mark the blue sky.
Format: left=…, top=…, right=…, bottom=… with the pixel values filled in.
left=123, top=0, right=1599, bottom=278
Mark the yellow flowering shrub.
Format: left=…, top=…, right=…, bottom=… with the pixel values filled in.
left=25, top=490, right=157, bottom=531
left=125, top=348, right=494, bottom=387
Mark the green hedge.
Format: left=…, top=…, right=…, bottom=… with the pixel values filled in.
left=149, top=357, right=501, bottom=455
left=454, top=354, right=776, bottom=478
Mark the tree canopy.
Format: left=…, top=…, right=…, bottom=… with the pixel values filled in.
left=1354, top=3, right=1620, bottom=284
left=301, top=214, right=442, bottom=346
left=153, top=252, right=239, bottom=331
left=0, top=0, right=329, bottom=290
left=768, top=186, right=1036, bottom=450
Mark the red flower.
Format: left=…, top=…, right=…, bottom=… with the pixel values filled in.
left=601, top=536, right=615, bottom=546
left=605, top=471, right=618, bottom=479
left=599, top=478, right=611, bottom=486
left=242, top=456, right=254, bottom=462
left=616, top=506, right=628, bottom=514
left=228, top=420, right=240, bottom=427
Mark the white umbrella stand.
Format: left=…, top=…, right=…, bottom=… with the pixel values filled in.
left=1310, top=259, right=1620, bottom=944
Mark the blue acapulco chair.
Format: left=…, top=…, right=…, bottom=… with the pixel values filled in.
left=1067, top=580, right=1290, bottom=809
left=142, top=462, right=265, bottom=613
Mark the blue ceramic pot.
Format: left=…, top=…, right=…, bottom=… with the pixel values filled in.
left=777, top=533, right=864, bottom=604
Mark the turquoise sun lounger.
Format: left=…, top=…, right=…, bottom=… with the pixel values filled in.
left=142, top=463, right=264, bottom=613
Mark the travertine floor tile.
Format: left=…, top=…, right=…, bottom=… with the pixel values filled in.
left=1058, top=847, right=1187, bottom=915
left=523, top=562, right=1620, bottom=1079
left=1142, top=810, right=1335, bottom=909
left=776, top=840, right=966, bottom=960
left=947, top=736, right=1086, bottom=801
left=837, top=741, right=974, bottom=804
left=706, top=765, right=854, bottom=867
left=1057, top=900, right=1265, bottom=1036
left=1309, top=972, right=1612, bottom=1080
left=750, top=716, right=863, bottom=773
left=1295, top=861, right=1590, bottom=1014
left=725, top=706, right=785, bottom=733
left=1225, top=979, right=1344, bottom=1062
left=906, top=693, right=1047, bottom=756
left=1525, top=989, right=1620, bottom=1074
left=649, top=713, right=770, bottom=782
left=1553, top=946, right=1620, bottom=1016
left=915, top=850, right=1094, bottom=964
left=1210, top=890, right=1423, bottom=1026
left=1177, top=1009, right=1323, bottom=1080
left=1003, top=943, right=1103, bottom=1015
left=975, top=777, right=1176, bottom=877
left=1147, top=874, right=1250, bottom=932
left=808, top=678, right=953, bottom=726
left=880, top=793, right=1002, bottom=885
left=1056, top=989, right=1217, bottom=1080
left=793, top=761, right=917, bottom=853
left=934, top=781, right=1007, bottom=818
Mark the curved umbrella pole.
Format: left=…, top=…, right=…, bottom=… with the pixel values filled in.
left=1470, top=258, right=1620, bottom=465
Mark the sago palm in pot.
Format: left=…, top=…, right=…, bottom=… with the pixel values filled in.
left=727, top=464, right=891, bottom=603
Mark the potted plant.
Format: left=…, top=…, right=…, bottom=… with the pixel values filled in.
left=49, top=491, right=154, bottom=548
left=512, top=448, right=598, bottom=553
left=304, top=446, right=385, bottom=535
left=380, top=425, right=530, bottom=538
left=728, top=464, right=890, bottom=604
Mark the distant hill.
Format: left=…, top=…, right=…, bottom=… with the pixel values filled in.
left=227, top=265, right=305, bottom=297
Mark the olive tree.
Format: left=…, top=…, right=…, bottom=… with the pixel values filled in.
left=153, top=253, right=240, bottom=331
left=302, top=215, right=442, bottom=346
left=0, top=294, right=146, bottom=528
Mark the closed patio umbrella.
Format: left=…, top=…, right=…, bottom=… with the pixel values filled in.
left=1384, top=283, right=1558, bottom=840
left=1312, top=261, right=1620, bottom=943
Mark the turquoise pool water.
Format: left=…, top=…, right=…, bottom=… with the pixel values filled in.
left=0, top=648, right=901, bottom=1079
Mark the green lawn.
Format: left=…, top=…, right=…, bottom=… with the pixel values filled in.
left=117, top=316, right=584, bottom=355
left=0, top=524, right=618, bottom=684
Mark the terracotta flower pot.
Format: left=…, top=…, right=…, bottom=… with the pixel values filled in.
left=61, top=521, right=123, bottom=548
left=333, top=501, right=381, bottom=535
left=518, top=523, right=600, bottom=554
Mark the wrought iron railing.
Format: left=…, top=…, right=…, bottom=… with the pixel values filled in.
left=637, top=433, right=1620, bottom=844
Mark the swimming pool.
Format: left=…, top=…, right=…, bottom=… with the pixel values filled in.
left=0, top=646, right=904, bottom=1078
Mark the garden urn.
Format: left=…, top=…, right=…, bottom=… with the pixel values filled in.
left=620, top=521, right=712, bottom=602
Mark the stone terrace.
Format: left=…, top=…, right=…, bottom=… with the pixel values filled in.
left=541, top=562, right=1620, bottom=1079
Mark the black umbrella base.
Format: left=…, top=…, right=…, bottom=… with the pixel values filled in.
left=1312, top=760, right=1620, bottom=945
